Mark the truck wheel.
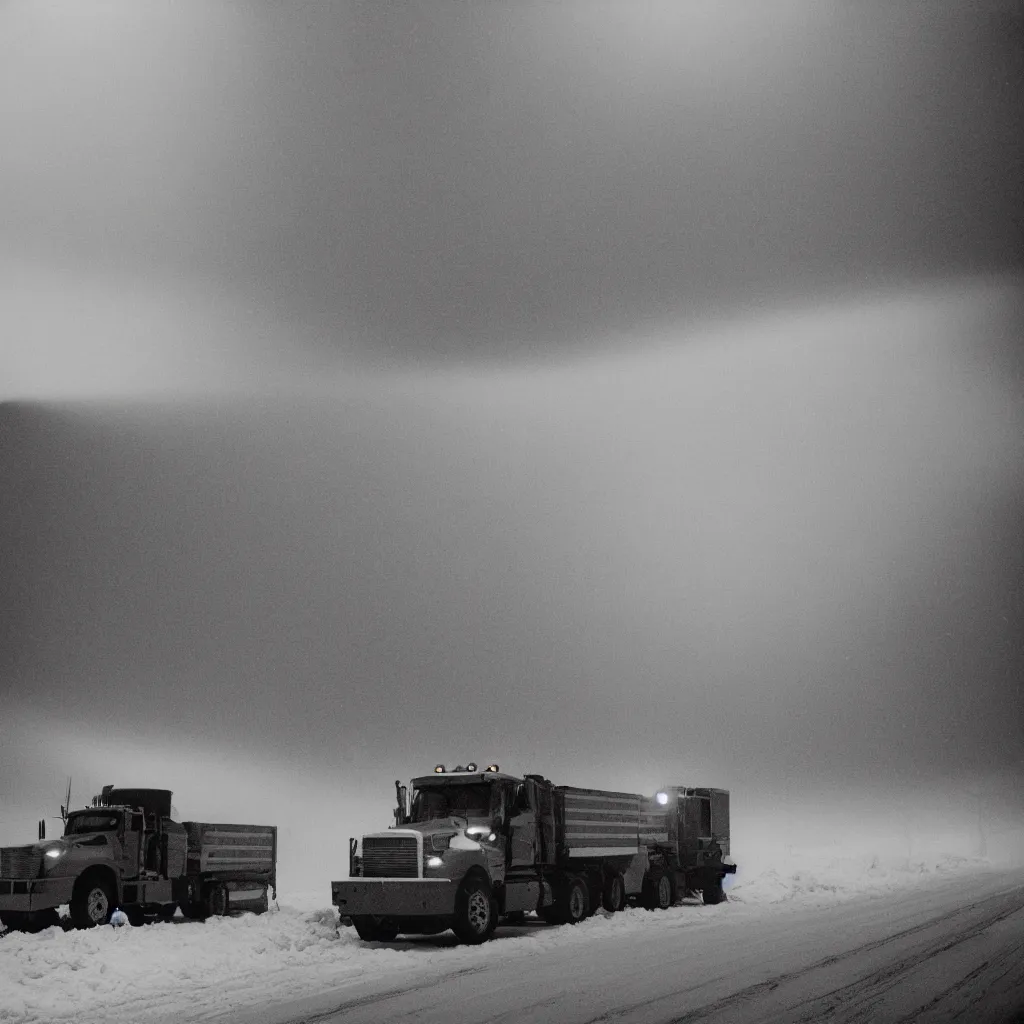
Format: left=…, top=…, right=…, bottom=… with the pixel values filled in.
left=562, top=875, right=589, bottom=925
left=125, top=905, right=146, bottom=926
left=205, top=883, right=228, bottom=918
left=352, top=915, right=400, bottom=942
left=179, top=898, right=206, bottom=920
left=179, top=878, right=207, bottom=920
left=71, top=874, right=115, bottom=928
left=602, top=873, right=626, bottom=913
left=702, top=878, right=726, bottom=905
left=452, top=875, right=498, bottom=944
left=642, top=870, right=674, bottom=911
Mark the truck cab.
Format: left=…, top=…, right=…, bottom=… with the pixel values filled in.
left=0, top=787, right=183, bottom=932
left=336, top=764, right=541, bottom=944
left=0, top=785, right=276, bottom=932
left=334, top=763, right=738, bottom=945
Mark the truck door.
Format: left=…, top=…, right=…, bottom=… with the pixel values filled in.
left=508, top=782, right=537, bottom=868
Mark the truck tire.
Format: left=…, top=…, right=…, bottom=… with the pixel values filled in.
left=642, top=870, right=674, bottom=911
left=205, top=883, right=228, bottom=918
left=352, top=914, right=400, bottom=942
left=71, top=873, right=115, bottom=928
left=550, top=874, right=589, bottom=925
left=452, top=875, right=498, bottom=944
left=179, top=878, right=207, bottom=920
left=538, top=903, right=560, bottom=924
left=602, top=873, right=626, bottom=913
left=125, top=905, right=146, bottom=926
left=179, top=898, right=206, bottom=920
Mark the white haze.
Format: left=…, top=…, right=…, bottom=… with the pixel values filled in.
left=2, top=274, right=1021, bottom=894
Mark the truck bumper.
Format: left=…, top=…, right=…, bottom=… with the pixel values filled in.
left=0, top=876, right=75, bottom=913
left=332, top=879, right=456, bottom=917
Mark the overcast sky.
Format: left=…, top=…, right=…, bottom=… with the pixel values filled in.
left=2, top=2, right=1022, bottom=887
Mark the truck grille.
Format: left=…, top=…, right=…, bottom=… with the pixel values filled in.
left=361, top=836, right=419, bottom=878
left=0, top=846, right=42, bottom=879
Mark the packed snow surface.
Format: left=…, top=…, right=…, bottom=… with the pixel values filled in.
left=0, top=854, right=1003, bottom=1024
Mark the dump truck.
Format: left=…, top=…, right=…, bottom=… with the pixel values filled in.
left=332, top=762, right=736, bottom=944
left=0, top=786, right=277, bottom=932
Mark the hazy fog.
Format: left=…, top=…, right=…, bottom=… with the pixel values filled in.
left=2, top=2, right=1022, bottom=890
left=4, top=282, right=1023, bottom=888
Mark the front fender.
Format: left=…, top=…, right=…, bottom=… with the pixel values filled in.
left=428, top=846, right=498, bottom=885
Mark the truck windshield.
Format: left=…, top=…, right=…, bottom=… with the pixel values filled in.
left=64, top=812, right=121, bottom=835
left=410, top=783, right=493, bottom=822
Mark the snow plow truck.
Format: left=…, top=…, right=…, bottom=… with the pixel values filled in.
left=0, top=786, right=277, bottom=932
left=332, top=763, right=736, bottom=944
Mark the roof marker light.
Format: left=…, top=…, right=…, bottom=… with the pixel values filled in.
left=486, top=764, right=499, bottom=772
left=466, top=762, right=478, bottom=772
left=434, top=764, right=446, bottom=774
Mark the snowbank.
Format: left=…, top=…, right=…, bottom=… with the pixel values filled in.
left=0, top=855, right=1000, bottom=1024
left=727, top=850, right=984, bottom=907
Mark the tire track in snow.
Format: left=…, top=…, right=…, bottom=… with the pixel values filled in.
left=287, top=964, right=493, bottom=1024
left=640, top=884, right=1024, bottom=1024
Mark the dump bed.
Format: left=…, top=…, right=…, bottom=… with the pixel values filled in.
left=183, top=822, right=277, bottom=882
left=554, top=786, right=642, bottom=859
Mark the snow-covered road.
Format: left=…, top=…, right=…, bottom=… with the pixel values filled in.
left=222, top=871, right=1024, bottom=1024
left=3, top=861, right=1022, bottom=1024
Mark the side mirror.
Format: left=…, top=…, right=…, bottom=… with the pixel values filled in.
left=38, top=819, right=45, bottom=840
left=394, top=781, right=408, bottom=826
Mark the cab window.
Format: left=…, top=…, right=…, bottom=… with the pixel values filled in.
left=409, top=783, right=493, bottom=822
left=64, top=812, right=121, bottom=835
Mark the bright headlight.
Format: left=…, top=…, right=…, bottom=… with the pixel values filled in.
left=655, top=792, right=669, bottom=806
left=44, top=847, right=64, bottom=859
left=465, top=826, right=497, bottom=842
left=426, top=856, right=443, bottom=868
